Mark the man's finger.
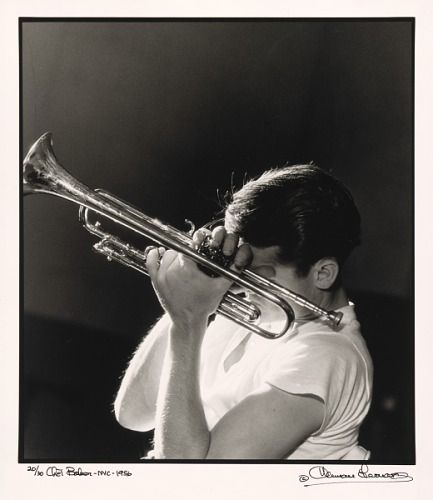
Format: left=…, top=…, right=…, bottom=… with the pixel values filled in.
left=222, top=232, right=239, bottom=257
left=210, top=225, right=226, bottom=248
left=192, top=228, right=211, bottom=249
left=146, top=247, right=161, bottom=280
left=144, top=245, right=157, bottom=257
left=233, top=243, right=253, bottom=270
left=158, top=249, right=178, bottom=274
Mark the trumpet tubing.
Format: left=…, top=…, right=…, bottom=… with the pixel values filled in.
left=23, top=133, right=343, bottom=339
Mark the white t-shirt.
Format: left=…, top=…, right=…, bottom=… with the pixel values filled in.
left=199, top=303, right=373, bottom=460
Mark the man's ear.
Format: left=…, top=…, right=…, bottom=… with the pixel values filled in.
left=312, top=258, right=339, bottom=290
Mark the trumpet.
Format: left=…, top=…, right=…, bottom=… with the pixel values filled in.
left=23, top=133, right=343, bottom=339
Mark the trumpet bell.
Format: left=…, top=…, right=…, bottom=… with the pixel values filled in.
left=23, top=132, right=57, bottom=194
left=23, top=132, right=86, bottom=201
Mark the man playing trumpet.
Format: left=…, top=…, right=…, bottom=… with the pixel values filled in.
left=114, top=165, right=373, bottom=460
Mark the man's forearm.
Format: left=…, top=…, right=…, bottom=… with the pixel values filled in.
left=153, top=320, right=210, bottom=459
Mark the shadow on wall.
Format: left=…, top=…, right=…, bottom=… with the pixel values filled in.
left=21, top=314, right=150, bottom=462
left=21, top=290, right=414, bottom=463
left=354, top=291, right=414, bottom=464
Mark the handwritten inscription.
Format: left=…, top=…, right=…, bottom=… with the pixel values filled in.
left=299, top=465, right=413, bottom=487
left=26, top=466, right=132, bottom=478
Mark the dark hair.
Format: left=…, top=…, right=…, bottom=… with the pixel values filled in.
left=224, top=165, right=361, bottom=275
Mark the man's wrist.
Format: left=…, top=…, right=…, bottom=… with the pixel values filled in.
left=168, top=315, right=208, bottom=341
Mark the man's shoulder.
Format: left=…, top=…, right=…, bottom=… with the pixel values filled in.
left=283, top=319, right=366, bottom=365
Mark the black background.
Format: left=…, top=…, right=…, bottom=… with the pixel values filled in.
left=21, top=20, right=414, bottom=462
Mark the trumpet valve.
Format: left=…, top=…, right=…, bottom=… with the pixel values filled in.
left=197, top=236, right=233, bottom=277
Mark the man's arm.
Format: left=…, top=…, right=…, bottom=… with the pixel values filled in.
left=153, top=318, right=324, bottom=459
left=128, top=227, right=323, bottom=458
left=114, top=314, right=171, bottom=432
left=144, top=231, right=324, bottom=459
left=114, top=227, right=229, bottom=433
left=206, top=386, right=324, bottom=458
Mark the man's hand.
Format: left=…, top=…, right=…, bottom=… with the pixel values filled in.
left=145, top=227, right=252, bottom=327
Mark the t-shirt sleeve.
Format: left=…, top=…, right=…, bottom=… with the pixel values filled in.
left=263, top=335, right=348, bottom=405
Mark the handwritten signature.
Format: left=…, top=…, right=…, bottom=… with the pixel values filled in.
left=299, top=464, right=413, bottom=487
left=26, top=465, right=132, bottom=478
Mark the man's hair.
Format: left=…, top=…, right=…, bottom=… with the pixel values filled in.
left=224, top=165, right=361, bottom=275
